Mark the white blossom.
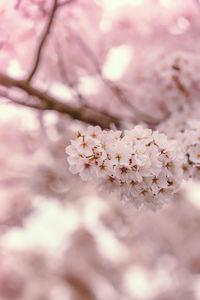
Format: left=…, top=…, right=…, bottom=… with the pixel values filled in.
left=66, top=125, right=183, bottom=210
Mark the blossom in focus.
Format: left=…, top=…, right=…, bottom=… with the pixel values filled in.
left=66, top=125, right=183, bottom=211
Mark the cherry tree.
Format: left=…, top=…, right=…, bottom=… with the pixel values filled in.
left=1, top=0, right=200, bottom=299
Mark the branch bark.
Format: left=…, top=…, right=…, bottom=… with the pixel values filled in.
left=0, top=73, right=120, bottom=129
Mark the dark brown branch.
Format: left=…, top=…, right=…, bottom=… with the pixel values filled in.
left=0, top=73, right=120, bottom=129
left=27, top=0, right=58, bottom=82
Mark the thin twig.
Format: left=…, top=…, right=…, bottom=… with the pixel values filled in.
left=58, top=0, right=75, bottom=7
left=27, top=0, right=58, bottom=82
left=72, top=32, right=164, bottom=125
left=54, top=39, right=127, bottom=122
left=54, top=39, right=86, bottom=105
left=15, top=0, right=22, bottom=9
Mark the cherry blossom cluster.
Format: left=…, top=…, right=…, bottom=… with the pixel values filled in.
left=176, top=120, right=200, bottom=180
left=131, top=51, right=200, bottom=124
left=153, top=51, right=200, bottom=112
left=66, top=125, right=183, bottom=210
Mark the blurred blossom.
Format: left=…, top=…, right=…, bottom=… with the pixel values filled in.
left=102, top=45, right=133, bottom=81
left=7, top=59, right=24, bottom=77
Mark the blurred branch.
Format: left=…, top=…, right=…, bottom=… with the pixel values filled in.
left=0, top=90, right=46, bottom=111
left=54, top=39, right=86, bottom=105
left=27, top=0, right=76, bottom=82
left=0, top=73, right=120, bottom=129
left=55, top=38, right=120, bottom=124
left=58, top=0, right=75, bottom=7
left=54, top=40, right=160, bottom=127
left=73, top=32, right=165, bottom=125
left=15, top=0, right=22, bottom=9
left=72, top=33, right=102, bottom=75
left=27, top=0, right=58, bottom=82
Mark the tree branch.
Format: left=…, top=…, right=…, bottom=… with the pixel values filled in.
left=0, top=73, right=120, bottom=129
left=58, top=0, right=75, bottom=7
left=54, top=39, right=86, bottom=105
left=15, top=0, right=22, bottom=9
left=72, top=32, right=165, bottom=125
left=27, top=0, right=58, bottom=82
left=0, top=90, right=46, bottom=110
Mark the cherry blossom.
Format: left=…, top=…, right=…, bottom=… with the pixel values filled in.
left=176, top=120, right=200, bottom=180
left=66, top=125, right=183, bottom=210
